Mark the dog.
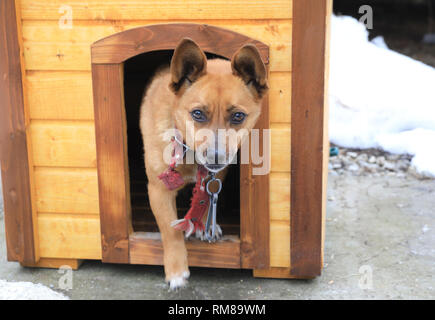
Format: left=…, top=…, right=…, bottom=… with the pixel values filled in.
left=139, top=38, right=268, bottom=290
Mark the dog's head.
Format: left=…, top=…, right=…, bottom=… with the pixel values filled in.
left=170, top=38, right=268, bottom=172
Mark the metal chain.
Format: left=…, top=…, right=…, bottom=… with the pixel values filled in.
left=205, top=172, right=222, bottom=242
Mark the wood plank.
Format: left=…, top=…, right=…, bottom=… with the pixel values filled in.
left=92, top=64, right=131, bottom=263
left=91, top=24, right=269, bottom=65
left=23, top=42, right=92, bottom=71
left=240, top=88, right=270, bottom=269
left=321, top=0, right=333, bottom=266
left=30, top=120, right=97, bottom=167
left=22, top=258, right=83, bottom=270
left=21, top=0, right=292, bottom=20
left=22, top=19, right=291, bottom=46
left=270, top=172, right=290, bottom=221
left=270, top=220, right=290, bottom=267
left=0, top=0, right=38, bottom=264
left=239, top=158, right=253, bottom=267
left=129, top=233, right=241, bottom=269
left=269, top=72, right=291, bottom=123
left=27, top=71, right=94, bottom=120
left=290, top=0, right=329, bottom=277
left=271, top=123, right=291, bottom=172
left=22, top=21, right=291, bottom=71
left=34, top=167, right=99, bottom=214
left=251, top=92, right=270, bottom=269
left=26, top=70, right=289, bottom=122
left=38, top=213, right=102, bottom=260
left=22, top=19, right=291, bottom=72
left=24, top=41, right=289, bottom=72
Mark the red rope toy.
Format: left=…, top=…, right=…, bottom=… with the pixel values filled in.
left=158, top=133, right=210, bottom=238
left=170, top=165, right=209, bottom=238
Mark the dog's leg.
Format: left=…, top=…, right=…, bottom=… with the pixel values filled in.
left=148, top=182, right=189, bottom=290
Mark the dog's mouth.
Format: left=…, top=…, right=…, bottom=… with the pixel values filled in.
left=204, top=163, right=227, bottom=173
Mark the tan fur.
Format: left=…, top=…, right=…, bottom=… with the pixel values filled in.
left=139, top=38, right=268, bottom=288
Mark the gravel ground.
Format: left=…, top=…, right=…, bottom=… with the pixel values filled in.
left=329, top=145, right=429, bottom=179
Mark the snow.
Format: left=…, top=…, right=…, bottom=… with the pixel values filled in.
left=0, top=280, right=69, bottom=300
left=329, top=15, right=435, bottom=177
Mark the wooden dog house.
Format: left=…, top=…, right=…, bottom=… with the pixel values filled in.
left=0, top=0, right=331, bottom=279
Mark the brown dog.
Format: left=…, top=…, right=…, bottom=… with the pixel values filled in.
left=139, top=38, right=268, bottom=290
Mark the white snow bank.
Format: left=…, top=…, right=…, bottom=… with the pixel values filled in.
left=0, top=279, right=69, bottom=300
left=329, top=15, right=435, bottom=177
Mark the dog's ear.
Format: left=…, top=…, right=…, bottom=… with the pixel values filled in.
left=231, top=44, right=268, bottom=99
left=170, top=38, right=207, bottom=94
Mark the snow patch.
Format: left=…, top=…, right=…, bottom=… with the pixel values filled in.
left=329, top=15, right=435, bottom=177
left=0, top=280, right=69, bottom=300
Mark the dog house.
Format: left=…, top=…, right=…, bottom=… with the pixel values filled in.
left=0, top=0, right=331, bottom=279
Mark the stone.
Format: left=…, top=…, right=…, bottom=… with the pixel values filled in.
left=377, top=156, right=386, bottom=166
left=348, top=164, right=360, bottom=172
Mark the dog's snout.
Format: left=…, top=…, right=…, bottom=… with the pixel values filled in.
left=204, top=148, right=226, bottom=165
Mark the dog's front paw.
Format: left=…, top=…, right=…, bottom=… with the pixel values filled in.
left=167, top=271, right=190, bottom=291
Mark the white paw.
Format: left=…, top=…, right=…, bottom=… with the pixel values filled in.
left=167, top=271, right=190, bottom=291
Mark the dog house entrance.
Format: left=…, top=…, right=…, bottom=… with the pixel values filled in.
left=124, top=51, right=241, bottom=236
left=91, top=24, right=270, bottom=270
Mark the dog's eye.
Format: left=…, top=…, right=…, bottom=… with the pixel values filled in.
left=230, top=112, right=246, bottom=124
left=191, top=110, right=207, bottom=123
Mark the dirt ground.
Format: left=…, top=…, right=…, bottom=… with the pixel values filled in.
left=0, top=171, right=434, bottom=300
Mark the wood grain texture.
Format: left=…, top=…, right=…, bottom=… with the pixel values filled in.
left=22, top=19, right=291, bottom=72
left=27, top=71, right=94, bottom=120
left=130, top=233, right=241, bottom=269
left=270, top=172, right=290, bottom=221
left=20, top=0, right=292, bottom=20
left=38, top=213, right=102, bottom=259
left=0, top=0, right=38, bottom=264
left=30, top=121, right=97, bottom=167
left=241, top=94, right=270, bottom=269
left=22, top=19, right=291, bottom=49
left=26, top=70, right=289, bottom=123
left=92, top=64, right=131, bottom=263
left=270, top=220, right=290, bottom=267
left=23, top=42, right=291, bottom=73
left=270, top=123, right=291, bottom=172
left=91, top=24, right=269, bottom=65
left=321, top=0, right=333, bottom=267
left=269, top=72, right=291, bottom=123
left=34, top=167, right=99, bottom=215
left=290, top=0, right=329, bottom=277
